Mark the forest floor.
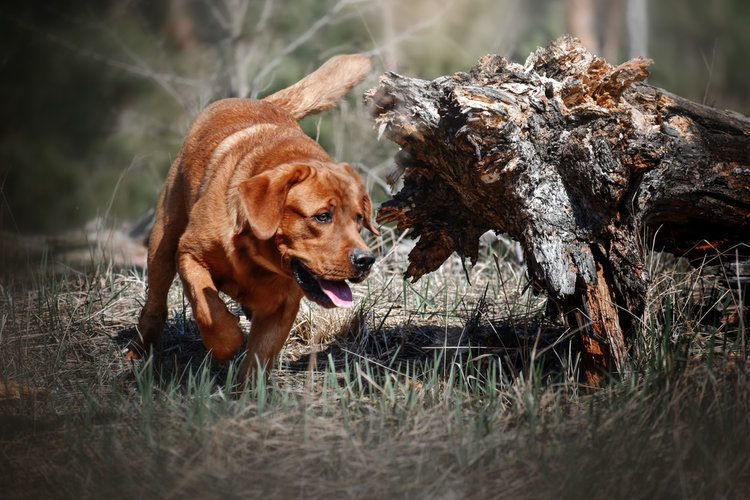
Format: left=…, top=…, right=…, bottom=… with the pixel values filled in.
left=1, top=227, right=749, bottom=499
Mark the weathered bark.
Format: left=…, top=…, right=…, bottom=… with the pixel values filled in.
left=365, top=36, right=750, bottom=385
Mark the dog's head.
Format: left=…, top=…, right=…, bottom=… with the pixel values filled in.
left=238, top=162, right=379, bottom=308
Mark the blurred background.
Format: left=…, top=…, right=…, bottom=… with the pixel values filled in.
left=1, top=0, right=749, bottom=237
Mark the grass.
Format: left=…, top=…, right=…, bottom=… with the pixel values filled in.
left=1, top=229, right=748, bottom=499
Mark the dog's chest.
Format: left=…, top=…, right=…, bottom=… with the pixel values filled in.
left=215, top=272, right=299, bottom=315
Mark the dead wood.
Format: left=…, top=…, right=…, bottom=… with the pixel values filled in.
left=365, top=36, right=750, bottom=385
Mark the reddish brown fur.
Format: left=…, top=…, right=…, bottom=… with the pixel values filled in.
left=129, top=55, right=377, bottom=383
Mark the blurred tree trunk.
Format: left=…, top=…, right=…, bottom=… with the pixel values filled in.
left=366, top=36, right=750, bottom=386
left=567, top=0, right=627, bottom=62
left=566, top=0, right=599, bottom=54
left=602, top=0, right=625, bottom=62
left=627, top=0, right=649, bottom=57
left=164, top=0, right=198, bottom=50
left=381, top=0, right=399, bottom=71
left=225, top=0, right=253, bottom=98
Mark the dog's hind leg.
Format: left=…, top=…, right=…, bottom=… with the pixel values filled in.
left=130, top=164, right=188, bottom=360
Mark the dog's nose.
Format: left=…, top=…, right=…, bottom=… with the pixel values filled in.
left=350, top=249, right=375, bottom=271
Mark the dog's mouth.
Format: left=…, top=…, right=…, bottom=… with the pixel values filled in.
left=291, top=259, right=353, bottom=308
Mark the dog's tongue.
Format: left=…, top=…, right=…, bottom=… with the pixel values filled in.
left=317, top=279, right=353, bottom=308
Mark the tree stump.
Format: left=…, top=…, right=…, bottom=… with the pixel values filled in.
left=365, top=36, right=750, bottom=385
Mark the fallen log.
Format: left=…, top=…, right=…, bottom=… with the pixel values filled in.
left=365, top=36, right=750, bottom=385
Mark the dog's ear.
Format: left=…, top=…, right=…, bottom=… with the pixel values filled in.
left=362, top=192, right=380, bottom=236
left=342, top=163, right=380, bottom=236
left=238, top=164, right=312, bottom=240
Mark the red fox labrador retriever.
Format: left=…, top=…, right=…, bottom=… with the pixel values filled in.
left=129, top=54, right=378, bottom=382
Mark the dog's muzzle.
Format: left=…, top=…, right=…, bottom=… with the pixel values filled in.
left=291, top=259, right=354, bottom=308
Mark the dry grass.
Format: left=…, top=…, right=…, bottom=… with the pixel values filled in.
left=1, top=229, right=749, bottom=499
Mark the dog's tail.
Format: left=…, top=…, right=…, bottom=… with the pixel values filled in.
left=263, top=54, right=372, bottom=121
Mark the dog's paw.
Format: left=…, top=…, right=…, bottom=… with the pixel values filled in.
left=124, top=348, right=142, bottom=362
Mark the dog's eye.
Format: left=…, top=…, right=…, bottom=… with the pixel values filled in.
left=356, top=214, right=363, bottom=225
left=314, top=211, right=332, bottom=224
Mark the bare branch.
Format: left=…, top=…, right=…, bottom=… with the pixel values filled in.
left=205, top=0, right=231, bottom=30
left=250, top=0, right=376, bottom=95
left=360, top=4, right=452, bottom=61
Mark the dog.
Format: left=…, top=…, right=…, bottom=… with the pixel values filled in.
left=129, top=54, right=379, bottom=382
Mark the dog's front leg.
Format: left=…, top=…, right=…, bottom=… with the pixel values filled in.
left=239, top=296, right=301, bottom=384
left=178, top=253, right=245, bottom=363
